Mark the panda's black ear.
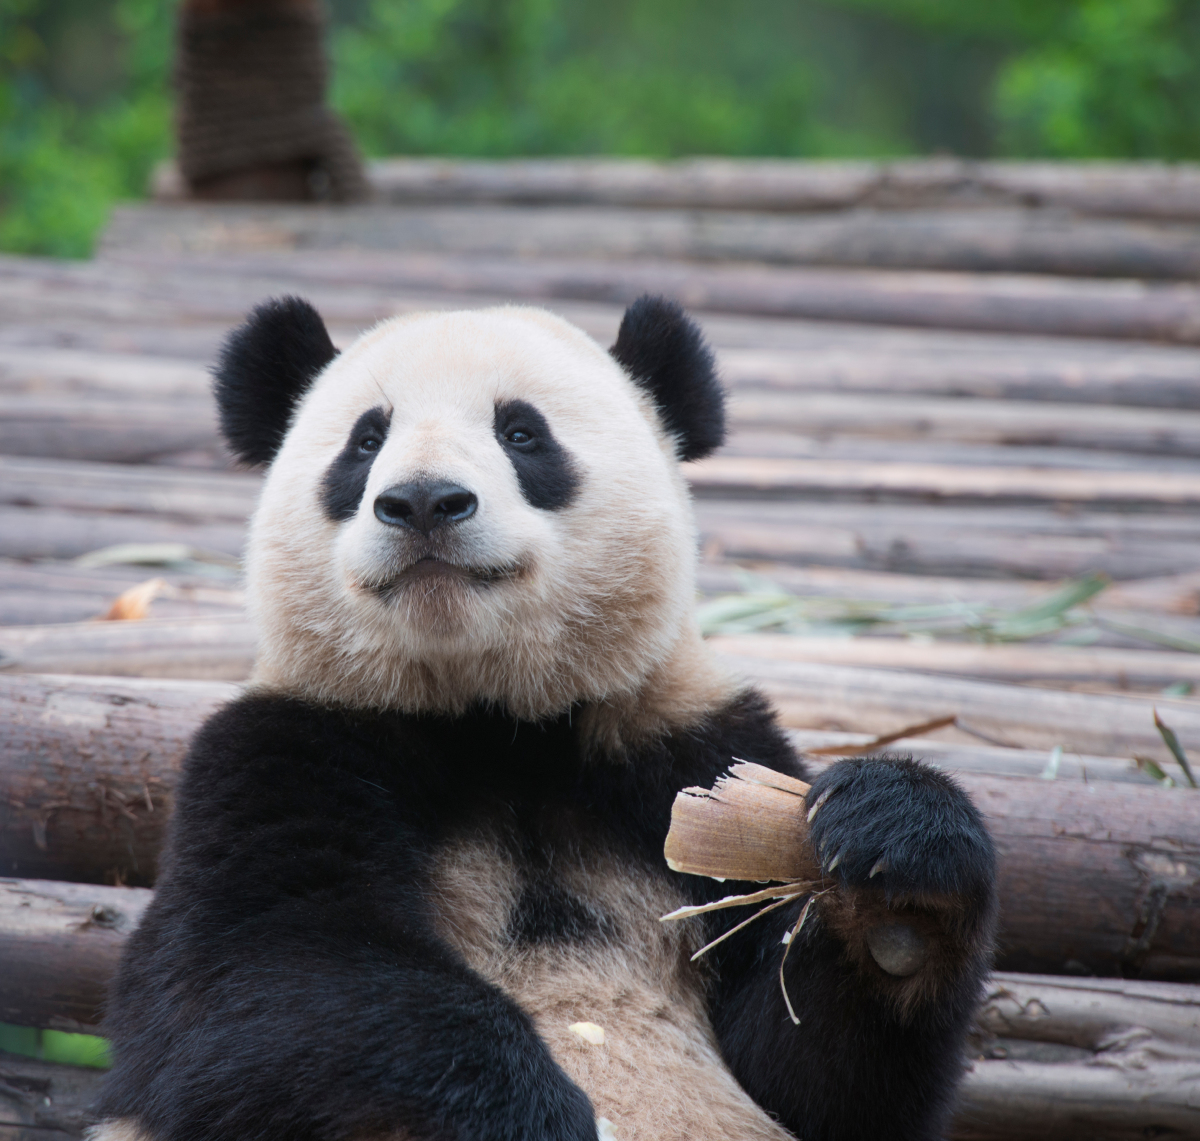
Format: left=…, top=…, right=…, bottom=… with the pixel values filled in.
left=213, top=296, right=337, bottom=465
left=609, top=294, right=725, bottom=462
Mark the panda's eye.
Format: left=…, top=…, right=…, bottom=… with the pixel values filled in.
left=358, top=436, right=381, bottom=454
left=505, top=428, right=535, bottom=447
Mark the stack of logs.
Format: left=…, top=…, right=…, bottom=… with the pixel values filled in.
left=3, top=157, right=1200, bottom=1138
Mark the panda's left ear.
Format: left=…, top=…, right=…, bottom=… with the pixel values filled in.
left=213, top=295, right=338, bottom=466
left=609, top=294, right=725, bottom=462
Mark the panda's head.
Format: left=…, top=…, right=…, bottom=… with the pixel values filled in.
left=216, top=294, right=729, bottom=726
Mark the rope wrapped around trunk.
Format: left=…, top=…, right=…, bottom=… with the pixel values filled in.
left=175, top=0, right=369, bottom=201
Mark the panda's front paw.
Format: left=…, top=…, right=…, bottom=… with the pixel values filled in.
left=805, top=756, right=994, bottom=905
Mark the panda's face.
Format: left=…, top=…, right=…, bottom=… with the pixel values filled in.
left=244, top=306, right=708, bottom=720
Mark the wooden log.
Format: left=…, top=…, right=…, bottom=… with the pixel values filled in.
left=731, top=655, right=1200, bottom=760
left=366, top=156, right=1200, bottom=222
left=0, top=395, right=220, bottom=464
left=15, top=450, right=1200, bottom=528
left=0, top=506, right=245, bottom=562
left=6, top=334, right=1200, bottom=412
left=0, top=617, right=256, bottom=681
left=0, top=346, right=210, bottom=399
left=718, top=341, right=1200, bottom=410
left=101, top=247, right=1200, bottom=343
left=0, top=675, right=234, bottom=885
left=0, top=878, right=152, bottom=1031
left=727, top=391, right=1200, bottom=455
left=0, top=1048, right=107, bottom=1137
left=691, top=455, right=1200, bottom=504
left=11, top=459, right=1200, bottom=580
left=9, top=262, right=1200, bottom=412
left=790, top=729, right=1155, bottom=786
left=955, top=973, right=1200, bottom=1140
left=0, top=456, right=259, bottom=521
left=4, top=676, right=1200, bottom=979
left=696, top=499, right=1200, bottom=581
left=97, top=201, right=1200, bottom=280
left=0, top=558, right=245, bottom=628
left=696, top=562, right=1200, bottom=617
left=5, top=616, right=1196, bottom=697
left=712, top=634, right=1200, bottom=692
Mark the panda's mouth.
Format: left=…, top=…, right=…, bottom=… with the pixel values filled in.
left=367, top=555, right=522, bottom=595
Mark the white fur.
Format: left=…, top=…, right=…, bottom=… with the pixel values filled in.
left=247, top=305, right=724, bottom=727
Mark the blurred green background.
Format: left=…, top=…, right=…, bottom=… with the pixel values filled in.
left=3, top=0, right=1200, bottom=258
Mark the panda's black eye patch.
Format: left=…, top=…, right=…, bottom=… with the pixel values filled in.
left=494, top=399, right=580, bottom=511
left=321, top=406, right=391, bottom=522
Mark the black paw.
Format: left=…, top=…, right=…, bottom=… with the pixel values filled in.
left=805, top=756, right=994, bottom=902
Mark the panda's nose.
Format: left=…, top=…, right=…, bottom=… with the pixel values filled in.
left=373, top=481, right=478, bottom=534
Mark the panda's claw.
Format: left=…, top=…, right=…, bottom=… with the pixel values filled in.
left=806, top=786, right=834, bottom=823
left=826, top=851, right=843, bottom=873
left=869, top=858, right=887, bottom=879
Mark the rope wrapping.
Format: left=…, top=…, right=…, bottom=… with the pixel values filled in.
left=175, top=0, right=369, bottom=201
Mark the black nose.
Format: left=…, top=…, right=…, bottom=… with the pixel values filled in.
left=374, top=481, right=478, bottom=534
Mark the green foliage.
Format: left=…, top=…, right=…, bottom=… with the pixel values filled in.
left=0, top=0, right=172, bottom=257
left=0, top=1022, right=111, bottom=1069
left=995, top=0, right=1200, bottom=158
left=6, top=0, right=1200, bottom=258
left=330, top=0, right=822, bottom=158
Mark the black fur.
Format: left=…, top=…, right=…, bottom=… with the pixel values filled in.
left=509, top=883, right=614, bottom=946
left=609, top=294, right=725, bottom=462
left=97, top=690, right=995, bottom=1141
left=214, top=296, right=337, bottom=466
left=805, top=756, right=995, bottom=908
left=493, top=398, right=580, bottom=510
left=320, top=407, right=392, bottom=522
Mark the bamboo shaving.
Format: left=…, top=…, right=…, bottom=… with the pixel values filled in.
left=778, top=892, right=829, bottom=1025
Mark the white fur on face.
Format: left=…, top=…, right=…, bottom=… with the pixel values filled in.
left=247, top=306, right=703, bottom=722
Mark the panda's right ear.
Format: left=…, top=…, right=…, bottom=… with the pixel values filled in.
left=213, top=296, right=337, bottom=466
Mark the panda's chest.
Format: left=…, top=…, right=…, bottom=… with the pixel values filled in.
left=426, top=811, right=793, bottom=1141
left=427, top=807, right=701, bottom=997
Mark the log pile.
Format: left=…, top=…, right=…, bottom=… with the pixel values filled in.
left=3, top=157, right=1200, bottom=1138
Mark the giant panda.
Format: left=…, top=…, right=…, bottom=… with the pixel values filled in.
left=91, top=295, right=997, bottom=1141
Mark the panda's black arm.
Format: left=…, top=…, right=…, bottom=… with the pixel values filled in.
left=584, top=693, right=996, bottom=1141
left=703, top=757, right=997, bottom=1141
left=95, top=700, right=597, bottom=1141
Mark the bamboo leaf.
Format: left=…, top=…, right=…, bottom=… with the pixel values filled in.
left=1154, top=710, right=1199, bottom=789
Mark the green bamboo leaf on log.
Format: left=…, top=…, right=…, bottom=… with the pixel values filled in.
left=697, top=571, right=1123, bottom=646
left=1154, top=710, right=1199, bottom=789
left=1133, top=754, right=1178, bottom=787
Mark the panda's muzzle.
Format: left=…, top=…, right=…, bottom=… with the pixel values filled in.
left=374, top=480, right=478, bottom=535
